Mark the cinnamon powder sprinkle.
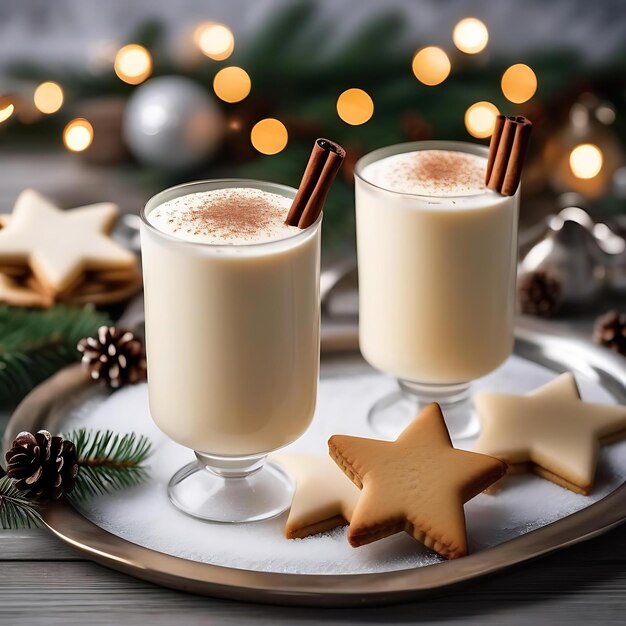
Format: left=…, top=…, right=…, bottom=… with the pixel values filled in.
left=406, top=151, right=485, bottom=194
left=365, top=149, right=488, bottom=196
left=151, top=189, right=295, bottom=243
left=184, top=194, right=275, bottom=238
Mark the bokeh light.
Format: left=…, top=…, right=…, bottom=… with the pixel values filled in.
left=250, top=118, right=288, bottom=155
left=569, top=144, right=603, bottom=179
left=501, top=64, right=537, bottom=104
left=114, top=44, right=152, bottom=85
left=0, top=103, right=14, bottom=124
left=336, top=88, right=374, bottom=125
left=464, top=101, right=500, bottom=138
left=595, top=104, right=616, bottom=125
left=194, top=22, right=234, bottom=61
left=33, top=81, right=64, bottom=114
left=63, top=118, right=94, bottom=152
left=452, top=18, right=489, bottom=54
left=412, top=46, right=451, bottom=86
left=213, top=66, right=251, bottom=103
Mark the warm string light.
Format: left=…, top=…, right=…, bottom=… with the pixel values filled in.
left=63, top=118, right=94, bottom=152
left=33, top=81, right=64, bottom=114
left=0, top=103, right=14, bottom=124
left=409, top=18, right=532, bottom=134
left=452, top=18, right=489, bottom=54
left=501, top=64, right=537, bottom=104
left=569, top=144, right=603, bottom=179
left=412, top=46, right=451, bottom=86
left=250, top=118, right=288, bottom=155
left=23, top=18, right=536, bottom=168
left=336, top=88, right=374, bottom=125
left=194, top=22, right=234, bottom=60
left=114, top=44, right=152, bottom=85
left=213, top=66, right=251, bottom=103
left=464, top=101, right=499, bottom=138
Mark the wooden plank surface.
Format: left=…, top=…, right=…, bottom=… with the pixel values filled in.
left=0, top=523, right=625, bottom=625
left=0, top=530, right=80, bottom=560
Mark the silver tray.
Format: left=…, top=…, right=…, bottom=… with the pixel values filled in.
left=4, top=318, right=626, bottom=607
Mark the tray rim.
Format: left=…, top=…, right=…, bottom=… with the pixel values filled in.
left=4, top=317, right=626, bottom=607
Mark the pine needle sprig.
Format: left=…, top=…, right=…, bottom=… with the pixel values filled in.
left=0, top=305, right=111, bottom=407
left=65, top=428, right=152, bottom=500
left=0, top=473, right=42, bottom=529
left=1, top=428, right=152, bottom=528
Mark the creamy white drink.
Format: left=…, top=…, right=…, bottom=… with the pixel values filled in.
left=141, top=183, right=320, bottom=459
left=355, top=142, right=519, bottom=439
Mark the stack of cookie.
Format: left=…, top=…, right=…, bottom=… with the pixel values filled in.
left=0, top=190, right=141, bottom=308
left=275, top=373, right=626, bottom=561
left=277, top=404, right=508, bottom=560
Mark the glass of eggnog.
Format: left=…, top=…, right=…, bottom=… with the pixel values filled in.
left=355, top=141, right=519, bottom=440
left=140, top=179, right=320, bottom=523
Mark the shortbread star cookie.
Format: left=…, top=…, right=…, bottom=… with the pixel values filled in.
left=64, top=272, right=142, bottom=305
left=473, top=373, right=626, bottom=495
left=0, top=190, right=136, bottom=295
left=328, top=404, right=507, bottom=559
left=275, top=454, right=359, bottom=539
left=0, top=273, right=52, bottom=308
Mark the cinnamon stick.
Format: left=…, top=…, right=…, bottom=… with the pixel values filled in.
left=286, top=138, right=346, bottom=229
left=485, top=115, right=532, bottom=196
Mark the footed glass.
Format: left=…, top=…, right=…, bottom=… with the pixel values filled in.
left=141, top=179, right=321, bottom=522
left=354, top=142, right=519, bottom=441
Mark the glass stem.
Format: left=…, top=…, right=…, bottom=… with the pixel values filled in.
left=398, top=380, right=472, bottom=412
left=195, top=452, right=267, bottom=479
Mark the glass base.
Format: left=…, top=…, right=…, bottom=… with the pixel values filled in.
left=367, top=380, right=480, bottom=442
left=168, top=452, right=293, bottom=523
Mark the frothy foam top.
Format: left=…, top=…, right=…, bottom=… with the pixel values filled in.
left=147, top=188, right=299, bottom=245
left=362, top=149, right=488, bottom=196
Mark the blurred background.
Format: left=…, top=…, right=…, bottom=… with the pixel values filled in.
left=1, top=0, right=625, bottom=249
left=0, top=0, right=625, bottom=410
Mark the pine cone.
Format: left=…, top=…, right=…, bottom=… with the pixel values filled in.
left=518, top=270, right=563, bottom=317
left=77, top=326, right=146, bottom=389
left=5, top=431, right=78, bottom=501
left=593, top=310, right=626, bottom=356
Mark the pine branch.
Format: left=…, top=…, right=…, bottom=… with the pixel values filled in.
left=65, top=428, right=152, bottom=501
left=0, top=428, right=152, bottom=528
left=0, top=305, right=110, bottom=407
left=0, top=474, right=42, bottom=529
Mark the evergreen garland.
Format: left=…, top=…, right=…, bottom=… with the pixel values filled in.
left=0, top=305, right=110, bottom=407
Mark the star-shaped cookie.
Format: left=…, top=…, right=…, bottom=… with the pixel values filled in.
left=473, top=373, right=626, bottom=495
left=275, top=454, right=360, bottom=539
left=0, top=273, right=52, bottom=308
left=328, top=403, right=507, bottom=559
left=0, top=190, right=135, bottom=295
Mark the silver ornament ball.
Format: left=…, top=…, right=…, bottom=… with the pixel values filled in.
left=519, top=208, right=606, bottom=310
left=123, top=76, right=224, bottom=170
